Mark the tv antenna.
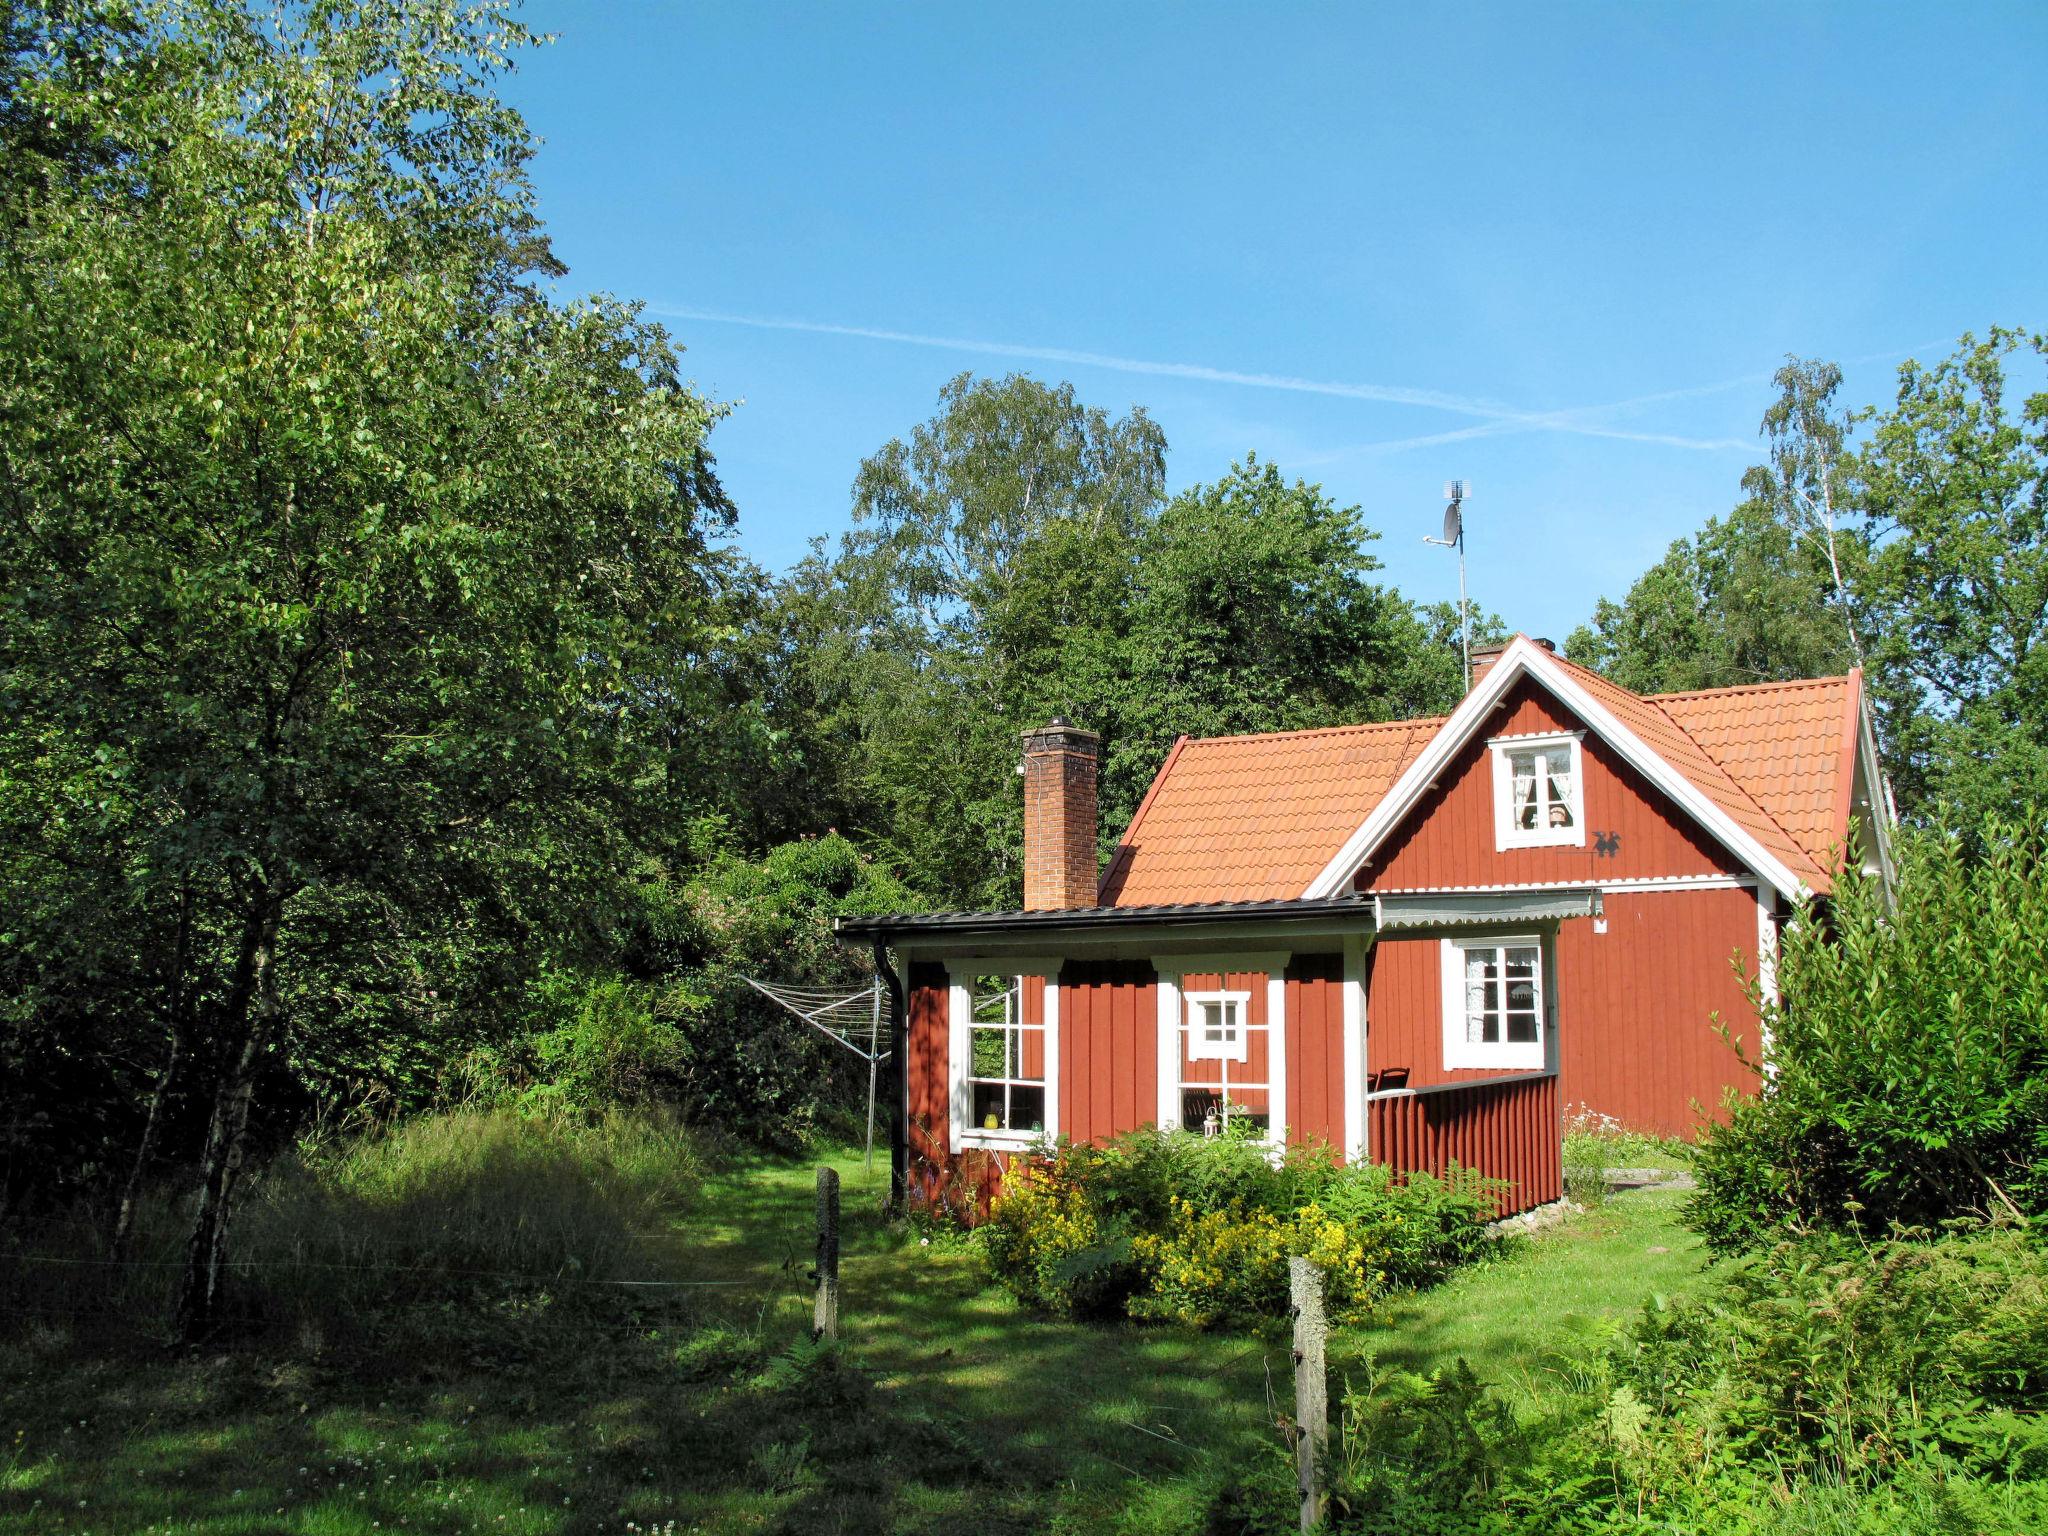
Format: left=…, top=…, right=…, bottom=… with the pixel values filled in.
left=1424, top=480, right=1471, bottom=688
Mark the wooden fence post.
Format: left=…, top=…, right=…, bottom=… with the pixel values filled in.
left=813, top=1165, right=841, bottom=1342
left=1290, top=1256, right=1328, bottom=1534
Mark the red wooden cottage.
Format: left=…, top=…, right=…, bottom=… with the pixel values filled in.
left=840, top=635, right=1893, bottom=1218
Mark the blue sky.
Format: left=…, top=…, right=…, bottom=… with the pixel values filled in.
left=506, top=2, right=2045, bottom=642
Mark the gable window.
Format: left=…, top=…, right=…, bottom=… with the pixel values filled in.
left=1491, top=733, right=1584, bottom=850
left=1440, top=936, right=1548, bottom=1071
left=947, top=962, right=1059, bottom=1151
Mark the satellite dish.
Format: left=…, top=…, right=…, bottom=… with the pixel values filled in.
left=1441, top=503, right=1462, bottom=545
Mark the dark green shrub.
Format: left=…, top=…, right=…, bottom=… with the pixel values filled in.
left=1689, top=820, right=2048, bottom=1252
left=467, top=832, right=915, bottom=1143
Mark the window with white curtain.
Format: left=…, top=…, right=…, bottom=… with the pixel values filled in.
left=1491, top=733, right=1584, bottom=849
left=1440, top=935, right=1548, bottom=1071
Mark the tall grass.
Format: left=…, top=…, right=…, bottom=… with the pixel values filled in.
left=0, top=1107, right=704, bottom=1344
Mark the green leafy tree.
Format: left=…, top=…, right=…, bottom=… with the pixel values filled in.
left=1861, top=328, right=2048, bottom=817
left=794, top=373, right=1168, bottom=904
left=796, top=380, right=1471, bottom=905
left=1104, top=456, right=1466, bottom=824
left=0, top=0, right=734, bottom=1334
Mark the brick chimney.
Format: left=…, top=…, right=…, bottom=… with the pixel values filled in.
left=1470, top=636, right=1554, bottom=689
left=1021, top=719, right=1100, bottom=910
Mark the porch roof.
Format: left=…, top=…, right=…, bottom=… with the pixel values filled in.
left=835, top=886, right=1600, bottom=950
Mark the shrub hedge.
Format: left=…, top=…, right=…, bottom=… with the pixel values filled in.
left=979, top=1126, right=1499, bottom=1327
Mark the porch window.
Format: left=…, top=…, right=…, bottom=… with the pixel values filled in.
left=1440, top=936, right=1548, bottom=1071
left=1491, top=733, right=1584, bottom=849
left=968, top=979, right=1046, bottom=1136
left=946, top=962, right=1059, bottom=1152
left=1177, top=988, right=1268, bottom=1136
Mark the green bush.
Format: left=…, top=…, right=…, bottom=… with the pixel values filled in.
left=1617, top=1224, right=2048, bottom=1479
left=1206, top=1227, right=2048, bottom=1534
left=979, top=1127, right=1498, bottom=1327
left=1689, top=820, right=2048, bottom=1252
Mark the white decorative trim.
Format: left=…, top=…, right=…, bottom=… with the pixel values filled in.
left=948, top=968, right=1060, bottom=1154
left=1490, top=732, right=1586, bottom=851
left=1440, top=934, right=1547, bottom=1072
left=1302, top=636, right=1809, bottom=902
left=1370, top=874, right=1758, bottom=896
left=1856, top=690, right=1897, bottom=890
left=1267, top=969, right=1288, bottom=1149
left=1756, top=888, right=1779, bottom=1079
left=1341, top=936, right=1367, bottom=1162
left=1155, top=969, right=1181, bottom=1129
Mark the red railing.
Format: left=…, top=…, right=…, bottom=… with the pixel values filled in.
left=1367, top=1070, right=1561, bottom=1217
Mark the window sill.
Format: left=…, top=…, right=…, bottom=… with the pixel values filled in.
left=1440, top=1049, right=1547, bottom=1074
left=1496, top=829, right=1586, bottom=851
left=956, top=1131, right=1051, bottom=1154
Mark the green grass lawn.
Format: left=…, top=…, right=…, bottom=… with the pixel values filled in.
left=0, top=1156, right=1706, bottom=1536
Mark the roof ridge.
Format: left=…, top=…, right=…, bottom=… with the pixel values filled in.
left=1184, top=715, right=1447, bottom=748
left=1650, top=675, right=1854, bottom=704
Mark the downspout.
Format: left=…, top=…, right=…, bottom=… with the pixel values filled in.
left=872, top=937, right=909, bottom=1213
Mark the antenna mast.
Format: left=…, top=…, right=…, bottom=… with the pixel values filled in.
left=1425, top=480, right=1471, bottom=688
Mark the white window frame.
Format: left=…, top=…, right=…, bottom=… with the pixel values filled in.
left=1183, top=989, right=1251, bottom=1063
left=1439, top=934, right=1549, bottom=1072
left=946, top=958, right=1060, bottom=1154
left=1491, top=731, right=1586, bottom=851
left=1154, top=953, right=1288, bottom=1149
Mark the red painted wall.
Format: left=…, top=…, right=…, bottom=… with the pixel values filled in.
left=905, top=952, right=1560, bottom=1217
left=1365, top=936, right=1472, bottom=1092
left=1362, top=679, right=1740, bottom=890
left=1363, top=894, right=1765, bottom=1140
left=1286, top=957, right=1346, bottom=1151
left=1059, top=960, right=1159, bottom=1146
left=1556, top=886, right=1764, bottom=1138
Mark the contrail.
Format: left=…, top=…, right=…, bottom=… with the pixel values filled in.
left=650, top=305, right=1942, bottom=456
left=649, top=305, right=1752, bottom=449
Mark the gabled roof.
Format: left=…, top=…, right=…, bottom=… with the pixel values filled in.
left=1102, top=638, right=1873, bottom=908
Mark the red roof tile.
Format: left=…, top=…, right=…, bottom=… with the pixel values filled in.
left=1100, top=650, right=1865, bottom=906
left=1654, top=673, right=1860, bottom=872
left=1099, top=717, right=1438, bottom=906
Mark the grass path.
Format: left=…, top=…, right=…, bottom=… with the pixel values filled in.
left=0, top=1153, right=1707, bottom=1536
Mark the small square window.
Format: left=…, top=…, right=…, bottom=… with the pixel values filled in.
left=1185, top=992, right=1248, bottom=1062
left=1492, top=734, right=1585, bottom=849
